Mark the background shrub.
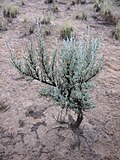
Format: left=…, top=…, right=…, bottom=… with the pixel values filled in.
left=113, top=20, right=120, bottom=39
left=94, top=0, right=101, bottom=12
left=0, top=17, right=7, bottom=31
left=60, top=25, right=73, bottom=40
left=100, top=0, right=117, bottom=25
left=45, top=0, right=54, bottom=4
left=52, top=4, right=59, bottom=13
left=3, top=3, right=18, bottom=18
left=75, top=12, right=87, bottom=20
left=41, top=15, right=51, bottom=24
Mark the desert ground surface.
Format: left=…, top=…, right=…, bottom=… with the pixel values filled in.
left=0, top=0, right=120, bottom=160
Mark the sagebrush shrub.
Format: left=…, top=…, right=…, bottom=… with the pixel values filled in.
left=0, top=17, right=7, bottom=31
left=43, top=29, right=51, bottom=36
left=100, top=0, right=112, bottom=17
left=52, top=4, right=59, bottom=13
left=100, top=0, right=117, bottom=25
left=76, top=0, right=86, bottom=4
left=9, top=23, right=103, bottom=128
left=21, top=0, right=25, bottom=5
left=81, top=12, right=87, bottom=20
left=41, top=15, right=51, bottom=24
left=114, top=20, right=120, bottom=39
left=3, top=3, right=18, bottom=18
left=45, top=0, right=54, bottom=4
left=94, top=0, right=101, bottom=12
left=75, top=12, right=87, bottom=20
left=75, top=13, right=81, bottom=20
left=60, top=25, right=73, bottom=40
left=19, top=19, right=35, bottom=38
left=0, top=99, right=10, bottom=113
left=71, top=1, right=76, bottom=5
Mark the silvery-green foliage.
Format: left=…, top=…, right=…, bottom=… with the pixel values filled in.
left=39, top=31, right=103, bottom=114
left=10, top=25, right=103, bottom=120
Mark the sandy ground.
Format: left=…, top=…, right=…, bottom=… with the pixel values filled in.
left=0, top=0, right=120, bottom=160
